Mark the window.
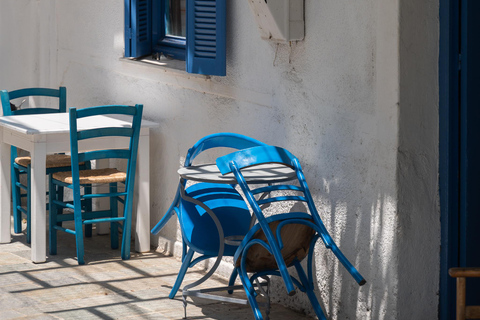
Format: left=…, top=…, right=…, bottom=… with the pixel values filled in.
left=155, top=0, right=187, bottom=61
left=124, top=0, right=226, bottom=76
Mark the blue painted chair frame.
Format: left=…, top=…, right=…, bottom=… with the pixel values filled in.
left=216, top=146, right=366, bottom=320
left=48, top=104, right=143, bottom=265
left=151, top=133, right=269, bottom=302
left=0, top=87, right=91, bottom=243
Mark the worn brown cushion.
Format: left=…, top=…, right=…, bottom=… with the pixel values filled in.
left=235, top=219, right=316, bottom=273
left=52, top=168, right=126, bottom=184
left=15, top=154, right=80, bottom=169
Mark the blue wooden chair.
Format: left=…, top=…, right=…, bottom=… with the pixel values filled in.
left=216, top=146, right=366, bottom=320
left=0, top=87, right=91, bottom=243
left=48, top=104, right=143, bottom=265
left=151, top=133, right=269, bottom=301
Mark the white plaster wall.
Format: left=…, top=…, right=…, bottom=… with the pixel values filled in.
left=0, top=0, right=57, bottom=91
left=0, top=0, right=440, bottom=319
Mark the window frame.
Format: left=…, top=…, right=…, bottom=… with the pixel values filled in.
left=125, top=0, right=227, bottom=76
left=153, top=0, right=187, bottom=60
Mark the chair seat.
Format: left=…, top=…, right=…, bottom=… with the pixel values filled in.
left=53, top=168, right=126, bottom=184
left=15, top=154, right=81, bottom=169
left=235, top=217, right=316, bottom=273
left=180, top=182, right=251, bottom=256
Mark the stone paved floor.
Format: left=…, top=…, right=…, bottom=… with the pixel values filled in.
left=0, top=223, right=313, bottom=320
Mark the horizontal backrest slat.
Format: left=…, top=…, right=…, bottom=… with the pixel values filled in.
left=186, top=132, right=268, bottom=165
left=257, top=195, right=307, bottom=205
left=216, top=146, right=296, bottom=175
left=1, top=87, right=66, bottom=116
left=78, top=149, right=131, bottom=163
left=77, top=127, right=134, bottom=140
left=8, top=88, right=61, bottom=99
left=251, top=184, right=303, bottom=195
left=75, top=105, right=137, bottom=118
left=11, top=108, right=60, bottom=115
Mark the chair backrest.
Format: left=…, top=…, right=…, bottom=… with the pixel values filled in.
left=185, top=132, right=268, bottom=167
left=217, top=145, right=367, bottom=295
left=179, top=134, right=268, bottom=251
left=216, top=145, right=321, bottom=284
left=0, top=87, right=67, bottom=116
left=216, top=145, right=316, bottom=222
left=69, top=104, right=143, bottom=198
left=449, top=268, right=480, bottom=320
left=151, top=133, right=268, bottom=236
left=1, top=87, right=67, bottom=160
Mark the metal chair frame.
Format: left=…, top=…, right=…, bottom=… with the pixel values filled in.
left=151, top=133, right=270, bottom=317
left=216, top=145, right=366, bottom=320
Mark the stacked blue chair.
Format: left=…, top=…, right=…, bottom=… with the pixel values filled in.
left=48, top=104, right=143, bottom=265
left=216, top=145, right=366, bottom=320
left=151, top=133, right=269, bottom=305
left=0, top=87, right=91, bottom=243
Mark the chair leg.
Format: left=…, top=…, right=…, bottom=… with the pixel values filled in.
left=330, top=244, right=366, bottom=285
left=169, top=248, right=195, bottom=299
left=73, top=204, right=85, bottom=265
left=48, top=178, right=58, bottom=255
left=456, top=277, right=466, bottom=320
left=26, top=169, right=31, bottom=244
left=54, top=183, right=63, bottom=228
left=82, top=161, right=93, bottom=237
left=293, top=260, right=327, bottom=320
left=228, top=268, right=239, bottom=294
left=239, top=271, right=264, bottom=320
left=83, top=185, right=93, bottom=238
left=121, top=184, right=132, bottom=261
left=12, top=167, right=22, bottom=234
left=110, top=183, right=119, bottom=250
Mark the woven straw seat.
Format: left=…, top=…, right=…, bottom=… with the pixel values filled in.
left=235, top=220, right=315, bottom=273
left=52, top=168, right=126, bottom=184
left=15, top=154, right=83, bottom=168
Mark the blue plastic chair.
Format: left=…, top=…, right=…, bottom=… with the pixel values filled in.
left=151, top=133, right=268, bottom=300
left=216, top=146, right=366, bottom=320
left=48, top=104, right=143, bottom=265
left=0, top=87, right=91, bottom=243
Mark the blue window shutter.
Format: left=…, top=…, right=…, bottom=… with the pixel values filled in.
left=125, top=0, right=152, bottom=58
left=186, top=0, right=226, bottom=76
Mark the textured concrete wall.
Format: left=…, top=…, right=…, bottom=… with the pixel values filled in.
left=397, top=0, right=440, bottom=318
left=0, top=0, right=440, bottom=318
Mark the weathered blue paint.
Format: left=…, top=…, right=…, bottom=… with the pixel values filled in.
left=186, top=0, right=226, bottom=76
left=125, top=0, right=152, bottom=58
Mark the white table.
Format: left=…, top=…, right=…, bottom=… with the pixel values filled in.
left=0, top=113, right=157, bottom=263
left=178, top=163, right=297, bottom=184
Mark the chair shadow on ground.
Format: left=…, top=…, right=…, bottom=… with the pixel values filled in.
left=2, top=224, right=314, bottom=319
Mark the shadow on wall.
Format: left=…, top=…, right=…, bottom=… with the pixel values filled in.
left=395, top=0, right=440, bottom=319
left=265, top=168, right=398, bottom=319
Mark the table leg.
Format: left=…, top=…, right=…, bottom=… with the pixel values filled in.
left=135, top=133, right=150, bottom=252
left=0, top=130, right=11, bottom=243
left=30, top=143, right=47, bottom=263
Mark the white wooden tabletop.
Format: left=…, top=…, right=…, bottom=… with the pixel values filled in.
left=178, top=163, right=297, bottom=184
left=0, top=113, right=158, bottom=135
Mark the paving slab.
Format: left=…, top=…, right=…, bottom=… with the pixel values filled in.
left=0, top=222, right=313, bottom=319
